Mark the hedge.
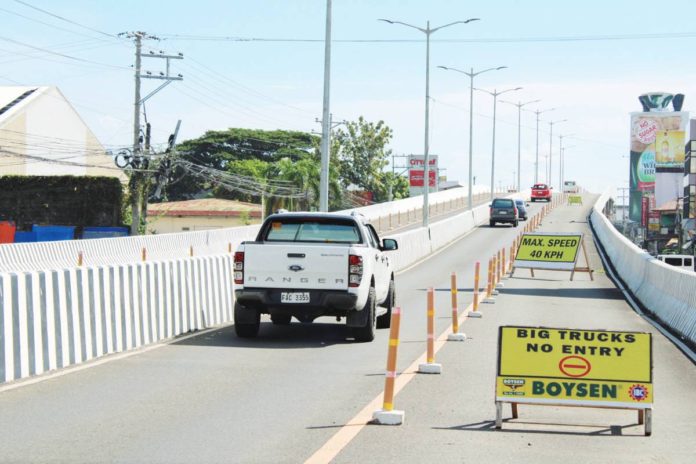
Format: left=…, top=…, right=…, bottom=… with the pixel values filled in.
left=0, top=175, right=123, bottom=230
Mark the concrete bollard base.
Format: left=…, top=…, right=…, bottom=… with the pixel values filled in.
left=482, top=297, right=496, bottom=304
left=418, top=362, right=442, bottom=374
left=492, top=290, right=500, bottom=295
left=496, top=282, right=505, bottom=288
left=372, top=409, right=405, bottom=425
left=468, top=311, right=483, bottom=318
left=447, top=332, right=467, bottom=341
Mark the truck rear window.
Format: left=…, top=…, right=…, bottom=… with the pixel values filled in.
left=264, top=220, right=361, bottom=243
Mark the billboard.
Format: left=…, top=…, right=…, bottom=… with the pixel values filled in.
left=496, top=326, right=653, bottom=408
left=408, top=155, right=438, bottom=197
left=629, top=111, right=688, bottom=221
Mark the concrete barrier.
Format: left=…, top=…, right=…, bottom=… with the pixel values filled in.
left=0, top=189, right=525, bottom=385
left=590, top=192, right=696, bottom=347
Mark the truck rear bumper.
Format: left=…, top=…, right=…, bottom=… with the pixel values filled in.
left=235, top=288, right=359, bottom=318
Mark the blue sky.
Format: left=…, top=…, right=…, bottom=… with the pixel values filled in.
left=2, top=0, right=696, bottom=195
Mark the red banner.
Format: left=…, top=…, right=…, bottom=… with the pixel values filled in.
left=409, top=169, right=437, bottom=187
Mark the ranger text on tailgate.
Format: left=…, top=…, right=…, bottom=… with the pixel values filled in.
left=233, top=212, right=398, bottom=342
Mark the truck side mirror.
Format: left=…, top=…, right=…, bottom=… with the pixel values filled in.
left=381, top=238, right=398, bottom=251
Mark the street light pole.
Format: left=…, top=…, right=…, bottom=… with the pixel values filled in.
left=548, top=119, right=567, bottom=186
left=502, top=99, right=540, bottom=191
left=380, top=17, right=480, bottom=227
left=476, top=87, right=522, bottom=200
left=526, top=107, right=555, bottom=184
left=438, top=64, right=506, bottom=209
left=558, top=135, right=574, bottom=190
left=319, top=0, right=332, bottom=212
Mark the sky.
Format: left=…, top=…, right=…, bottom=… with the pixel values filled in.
left=2, top=0, right=696, bottom=196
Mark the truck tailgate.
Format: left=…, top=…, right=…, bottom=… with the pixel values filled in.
left=243, top=243, right=350, bottom=290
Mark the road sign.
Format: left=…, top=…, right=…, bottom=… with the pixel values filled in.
left=514, top=233, right=582, bottom=271
left=496, top=326, right=653, bottom=408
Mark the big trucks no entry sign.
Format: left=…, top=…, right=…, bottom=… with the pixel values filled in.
left=496, top=326, right=653, bottom=408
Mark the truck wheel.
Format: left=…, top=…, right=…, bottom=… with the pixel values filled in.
left=234, top=302, right=260, bottom=338
left=353, top=286, right=376, bottom=342
left=513, top=220, right=519, bottom=227
left=489, top=221, right=495, bottom=227
left=271, top=314, right=292, bottom=325
left=376, top=280, right=394, bottom=329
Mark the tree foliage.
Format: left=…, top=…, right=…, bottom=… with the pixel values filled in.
left=160, top=120, right=403, bottom=212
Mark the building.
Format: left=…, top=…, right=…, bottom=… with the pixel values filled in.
left=0, top=86, right=125, bottom=181
left=146, top=198, right=263, bottom=234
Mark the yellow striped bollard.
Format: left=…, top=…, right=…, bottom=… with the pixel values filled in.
left=372, top=306, right=404, bottom=425
left=418, top=288, right=442, bottom=373
left=448, top=272, right=469, bottom=338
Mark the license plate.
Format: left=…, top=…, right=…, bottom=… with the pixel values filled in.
left=281, top=292, right=310, bottom=303
left=499, top=210, right=508, bottom=214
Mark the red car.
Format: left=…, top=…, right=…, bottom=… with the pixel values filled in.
left=531, top=183, right=552, bottom=202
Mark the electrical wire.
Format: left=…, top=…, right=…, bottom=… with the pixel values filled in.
left=158, top=32, right=696, bottom=43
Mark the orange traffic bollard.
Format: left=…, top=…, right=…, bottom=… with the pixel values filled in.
left=372, top=306, right=404, bottom=425
left=486, top=258, right=493, bottom=297
left=469, top=261, right=483, bottom=318
left=142, top=247, right=147, bottom=262
left=502, top=248, right=506, bottom=277
left=448, top=272, right=468, bottom=338
left=419, top=288, right=442, bottom=374
left=77, top=251, right=83, bottom=267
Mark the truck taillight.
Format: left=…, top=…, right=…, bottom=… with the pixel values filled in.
left=234, top=251, right=244, bottom=284
left=349, top=254, right=363, bottom=287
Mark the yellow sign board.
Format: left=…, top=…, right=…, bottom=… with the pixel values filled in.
left=514, top=233, right=582, bottom=270
left=568, top=195, right=583, bottom=205
left=496, top=326, right=653, bottom=408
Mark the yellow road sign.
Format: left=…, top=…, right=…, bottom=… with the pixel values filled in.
left=496, top=326, right=653, bottom=407
left=514, top=233, right=582, bottom=270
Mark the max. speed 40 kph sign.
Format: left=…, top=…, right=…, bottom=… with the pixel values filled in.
left=514, top=232, right=582, bottom=271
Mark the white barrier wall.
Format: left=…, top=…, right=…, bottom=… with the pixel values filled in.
left=0, top=189, right=524, bottom=385
left=590, top=192, right=696, bottom=346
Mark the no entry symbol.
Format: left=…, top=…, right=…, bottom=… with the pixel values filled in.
left=558, top=355, right=591, bottom=378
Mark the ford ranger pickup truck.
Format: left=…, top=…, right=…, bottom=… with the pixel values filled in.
left=233, top=212, right=398, bottom=342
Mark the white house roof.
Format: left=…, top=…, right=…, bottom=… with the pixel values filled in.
left=0, top=86, right=42, bottom=124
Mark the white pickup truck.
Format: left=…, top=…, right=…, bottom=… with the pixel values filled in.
left=233, top=212, right=399, bottom=342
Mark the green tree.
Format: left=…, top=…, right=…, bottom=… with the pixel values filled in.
left=333, top=116, right=393, bottom=195
left=164, top=128, right=318, bottom=201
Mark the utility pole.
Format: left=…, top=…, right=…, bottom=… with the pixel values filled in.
left=319, top=0, right=332, bottom=212
left=315, top=112, right=345, bottom=210
left=120, top=31, right=183, bottom=235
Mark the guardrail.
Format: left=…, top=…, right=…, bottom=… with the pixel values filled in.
left=590, top=191, right=696, bottom=348
left=0, top=189, right=525, bottom=385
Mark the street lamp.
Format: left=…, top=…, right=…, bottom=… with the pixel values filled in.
left=558, top=135, right=574, bottom=190
left=547, top=119, right=567, bottom=186
left=437, top=64, right=506, bottom=209
left=502, top=98, right=540, bottom=191
left=379, top=17, right=480, bottom=226
left=524, top=107, right=555, bottom=184
left=475, top=86, right=522, bottom=200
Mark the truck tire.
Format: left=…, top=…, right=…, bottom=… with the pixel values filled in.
left=376, top=279, right=394, bottom=329
left=513, top=219, right=519, bottom=227
left=353, top=286, right=376, bottom=342
left=271, top=314, right=292, bottom=325
left=234, top=302, right=260, bottom=338
left=489, top=221, right=495, bottom=227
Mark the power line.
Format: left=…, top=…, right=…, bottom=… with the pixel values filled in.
left=0, top=35, right=130, bottom=70
left=13, top=0, right=122, bottom=40
left=158, top=31, right=696, bottom=43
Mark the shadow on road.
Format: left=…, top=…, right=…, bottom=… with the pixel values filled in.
left=172, top=321, right=359, bottom=349
left=499, top=287, right=625, bottom=300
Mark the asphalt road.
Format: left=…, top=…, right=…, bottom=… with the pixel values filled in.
left=0, top=197, right=694, bottom=463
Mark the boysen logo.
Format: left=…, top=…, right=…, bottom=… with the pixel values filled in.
left=628, top=384, right=648, bottom=401
left=288, top=265, right=304, bottom=272
left=502, top=378, right=525, bottom=396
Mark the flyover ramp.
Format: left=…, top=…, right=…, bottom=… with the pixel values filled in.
left=323, top=194, right=696, bottom=463
left=1, top=197, right=693, bottom=463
